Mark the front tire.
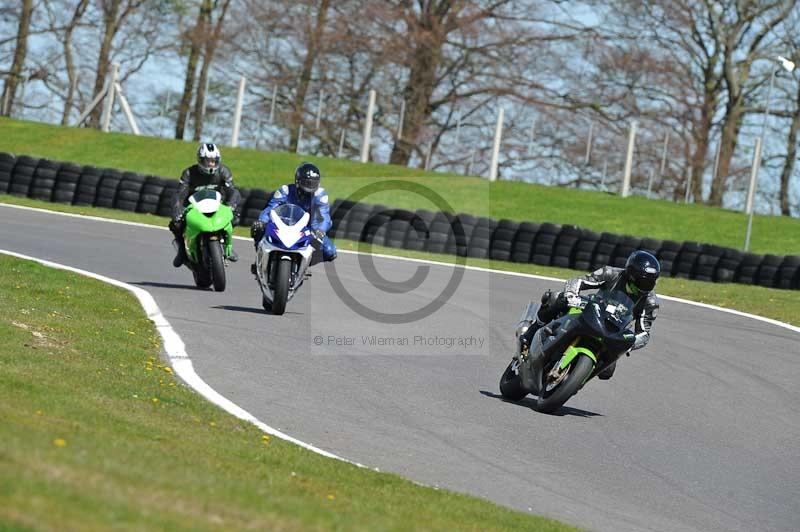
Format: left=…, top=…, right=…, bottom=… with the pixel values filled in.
left=207, top=239, right=226, bottom=292
left=271, top=259, right=291, bottom=315
left=535, top=355, right=594, bottom=414
left=499, top=359, right=528, bottom=400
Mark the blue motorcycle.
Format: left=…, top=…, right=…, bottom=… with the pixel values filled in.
left=254, top=204, right=318, bottom=315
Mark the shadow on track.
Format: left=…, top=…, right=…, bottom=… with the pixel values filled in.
left=479, top=390, right=603, bottom=418
left=212, top=305, right=304, bottom=317
left=133, top=281, right=204, bottom=291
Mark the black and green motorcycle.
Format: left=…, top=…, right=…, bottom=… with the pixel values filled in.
left=499, top=289, right=637, bottom=413
left=178, top=189, right=235, bottom=291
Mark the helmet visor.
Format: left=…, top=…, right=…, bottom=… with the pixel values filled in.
left=634, top=276, right=656, bottom=292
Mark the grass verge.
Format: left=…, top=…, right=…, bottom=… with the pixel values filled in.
left=2, top=117, right=799, bottom=255
left=0, top=254, right=574, bottom=531
left=2, top=194, right=799, bottom=328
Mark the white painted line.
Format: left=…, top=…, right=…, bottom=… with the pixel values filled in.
left=0, top=248, right=363, bottom=467
left=2, top=201, right=798, bottom=337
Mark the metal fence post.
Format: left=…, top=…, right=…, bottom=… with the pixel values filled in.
left=744, top=137, right=763, bottom=251
left=101, top=63, right=119, bottom=132
left=397, top=99, right=405, bottom=140
left=337, top=129, right=346, bottom=158
left=296, top=124, right=304, bottom=154
left=315, top=90, right=324, bottom=129
left=230, top=76, right=246, bottom=147
left=489, top=107, right=504, bottom=181
left=360, top=89, right=376, bottom=163
left=268, top=85, right=277, bottom=124
left=620, top=120, right=637, bottom=197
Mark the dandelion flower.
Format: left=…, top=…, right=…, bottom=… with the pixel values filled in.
left=53, top=438, right=67, bottom=447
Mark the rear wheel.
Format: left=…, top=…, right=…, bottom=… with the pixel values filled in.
left=535, top=355, right=594, bottom=414
left=499, top=359, right=528, bottom=401
left=208, top=239, right=226, bottom=292
left=271, top=259, right=291, bottom=315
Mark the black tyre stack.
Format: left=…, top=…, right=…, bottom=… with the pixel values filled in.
left=531, top=223, right=560, bottom=266
left=95, top=169, right=123, bottom=208
left=713, top=248, right=742, bottom=284
left=694, top=244, right=725, bottom=283
left=405, top=210, right=435, bottom=252
left=137, top=176, right=167, bottom=214
left=734, top=253, right=762, bottom=285
left=756, top=255, right=783, bottom=288
left=1, top=150, right=799, bottom=292
left=361, top=205, right=392, bottom=245
left=655, top=240, right=681, bottom=277
left=490, top=220, right=518, bottom=261
left=9, top=155, right=38, bottom=197
left=74, top=166, right=103, bottom=206
left=0, top=152, right=15, bottom=193
left=427, top=211, right=456, bottom=255
left=157, top=180, right=180, bottom=217
left=776, top=256, right=800, bottom=289
left=240, top=188, right=271, bottom=226
left=573, top=230, right=600, bottom=271
left=510, top=222, right=539, bottom=263
left=29, top=159, right=61, bottom=202
left=452, top=214, right=476, bottom=257
left=53, top=162, right=82, bottom=204
left=467, top=217, right=496, bottom=259
left=552, top=225, right=583, bottom=269
left=592, top=232, right=619, bottom=268
left=115, top=172, right=145, bottom=211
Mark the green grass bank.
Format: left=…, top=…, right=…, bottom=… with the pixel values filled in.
left=2, top=117, right=798, bottom=256
left=0, top=254, right=574, bottom=531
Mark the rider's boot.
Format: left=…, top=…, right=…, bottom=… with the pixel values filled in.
left=597, top=360, right=617, bottom=380
left=172, top=241, right=186, bottom=268
left=228, top=248, right=239, bottom=262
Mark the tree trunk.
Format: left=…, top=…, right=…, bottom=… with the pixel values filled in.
left=88, top=0, right=122, bottom=128
left=176, top=0, right=212, bottom=140
left=61, top=0, right=90, bottom=125
left=192, top=0, right=232, bottom=141
left=709, top=103, right=743, bottom=206
left=289, top=0, right=331, bottom=152
left=688, top=97, right=714, bottom=203
left=389, top=39, right=443, bottom=167
left=1, top=0, right=34, bottom=117
left=778, top=81, right=800, bottom=216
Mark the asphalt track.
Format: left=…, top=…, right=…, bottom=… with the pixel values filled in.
left=3, top=204, right=799, bottom=532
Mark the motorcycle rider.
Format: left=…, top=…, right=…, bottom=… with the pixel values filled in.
left=169, top=142, right=241, bottom=267
left=250, top=162, right=337, bottom=268
left=518, top=250, right=660, bottom=380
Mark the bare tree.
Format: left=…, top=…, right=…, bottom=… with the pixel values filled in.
left=1, top=0, right=34, bottom=116
left=175, top=0, right=212, bottom=139
left=86, top=0, right=148, bottom=128
left=192, top=0, right=232, bottom=141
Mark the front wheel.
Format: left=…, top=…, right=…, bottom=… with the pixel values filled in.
left=271, top=259, right=291, bottom=315
left=207, top=239, right=226, bottom=292
left=499, top=359, right=528, bottom=400
left=535, top=355, right=594, bottom=414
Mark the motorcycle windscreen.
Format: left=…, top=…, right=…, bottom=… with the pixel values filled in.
left=272, top=203, right=307, bottom=226
left=594, top=289, right=635, bottom=330
left=189, top=189, right=222, bottom=214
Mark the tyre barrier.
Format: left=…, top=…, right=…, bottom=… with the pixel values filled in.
left=1, top=151, right=798, bottom=290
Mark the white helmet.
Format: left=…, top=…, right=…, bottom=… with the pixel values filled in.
left=197, top=143, right=221, bottom=175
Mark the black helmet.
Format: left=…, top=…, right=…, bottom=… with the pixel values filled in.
left=295, top=162, right=321, bottom=195
left=625, top=250, right=660, bottom=293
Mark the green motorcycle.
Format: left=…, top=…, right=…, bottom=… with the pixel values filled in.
left=179, top=189, right=234, bottom=291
